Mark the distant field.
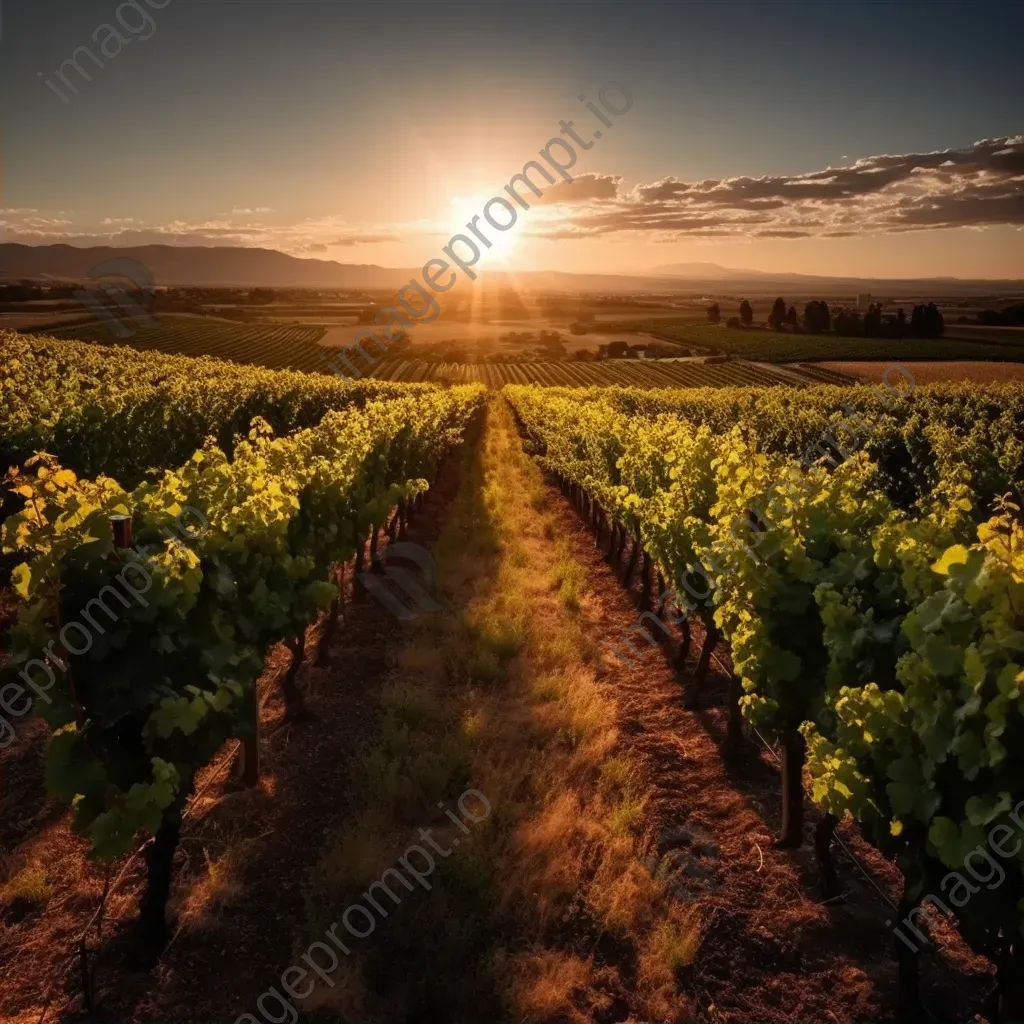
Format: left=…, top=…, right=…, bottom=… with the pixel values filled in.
left=813, top=360, right=1024, bottom=385
left=943, top=323, right=1024, bottom=346
left=46, top=310, right=1011, bottom=389
left=0, top=311, right=97, bottom=331
left=588, top=306, right=705, bottom=322
left=646, top=323, right=1024, bottom=363
left=366, top=356, right=821, bottom=388
left=321, top=318, right=628, bottom=356
left=40, top=313, right=329, bottom=372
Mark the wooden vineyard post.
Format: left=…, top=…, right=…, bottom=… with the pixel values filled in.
left=606, top=521, right=618, bottom=561
left=110, top=513, right=133, bottom=549
left=79, top=938, right=94, bottom=1013
left=778, top=733, right=806, bottom=847
left=673, top=616, right=692, bottom=672
left=726, top=673, right=745, bottom=747
left=813, top=812, right=840, bottom=899
left=622, top=526, right=640, bottom=586
left=641, top=549, right=652, bottom=609
left=895, top=894, right=922, bottom=1023
left=614, top=523, right=627, bottom=568
left=353, top=527, right=367, bottom=600
left=281, top=634, right=305, bottom=716
left=241, top=686, right=260, bottom=787
left=317, top=563, right=345, bottom=665
left=138, top=787, right=189, bottom=950
left=369, top=522, right=380, bottom=570
left=693, top=619, right=719, bottom=688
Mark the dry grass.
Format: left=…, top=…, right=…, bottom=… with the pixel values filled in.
left=290, top=399, right=696, bottom=1022
left=508, top=949, right=597, bottom=1024
left=2, top=862, right=54, bottom=906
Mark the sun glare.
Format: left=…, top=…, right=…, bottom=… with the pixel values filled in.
left=449, top=194, right=521, bottom=265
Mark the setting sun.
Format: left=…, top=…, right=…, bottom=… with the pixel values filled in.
left=449, top=193, right=522, bottom=266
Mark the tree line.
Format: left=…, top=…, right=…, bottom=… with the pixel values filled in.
left=705, top=297, right=945, bottom=339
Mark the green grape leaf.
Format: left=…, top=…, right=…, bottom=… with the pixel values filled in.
left=965, top=792, right=1011, bottom=828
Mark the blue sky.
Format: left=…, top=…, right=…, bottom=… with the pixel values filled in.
left=2, top=0, right=1022, bottom=276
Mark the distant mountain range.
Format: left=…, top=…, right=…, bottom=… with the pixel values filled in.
left=1, top=243, right=1021, bottom=296
left=649, top=261, right=768, bottom=279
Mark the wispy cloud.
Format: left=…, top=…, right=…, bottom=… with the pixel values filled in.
left=327, top=231, right=401, bottom=246
left=0, top=213, right=400, bottom=253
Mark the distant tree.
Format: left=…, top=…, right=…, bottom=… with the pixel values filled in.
left=608, top=340, right=629, bottom=358
left=784, top=304, right=799, bottom=328
left=768, top=296, right=787, bottom=330
left=994, top=303, right=1024, bottom=326
left=726, top=316, right=741, bottom=328
left=739, top=299, right=753, bottom=325
left=357, top=305, right=379, bottom=324
left=707, top=302, right=721, bottom=323
left=897, top=308, right=907, bottom=334
left=803, top=300, right=831, bottom=334
left=909, top=304, right=930, bottom=338
left=833, top=308, right=864, bottom=337
left=925, top=302, right=944, bottom=337
left=864, top=302, right=883, bottom=337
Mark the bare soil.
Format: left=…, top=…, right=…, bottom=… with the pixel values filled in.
left=813, top=360, right=1024, bottom=384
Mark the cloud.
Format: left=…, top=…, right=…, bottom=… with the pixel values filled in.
left=327, top=231, right=400, bottom=246
left=530, top=173, right=621, bottom=205
left=230, top=206, right=274, bottom=215
left=530, top=135, right=1024, bottom=240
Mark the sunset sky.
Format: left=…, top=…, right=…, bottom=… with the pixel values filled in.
left=2, top=0, right=1022, bottom=279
